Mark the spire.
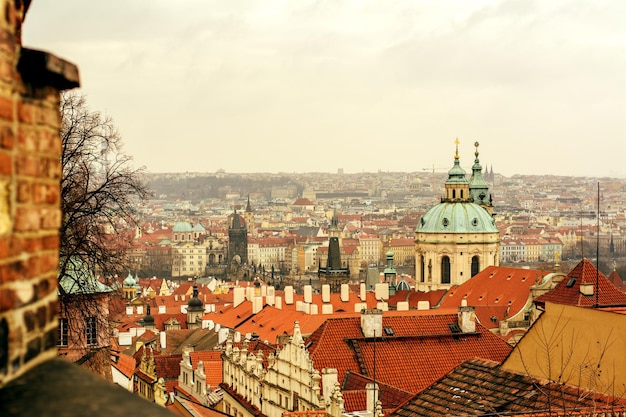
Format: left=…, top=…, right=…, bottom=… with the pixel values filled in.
left=231, top=208, right=241, bottom=229
left=468, top=141, right=491, bottom=207
left=444, top=138, right=469, bottom=201
left=246, top=195, right=253, bottom=213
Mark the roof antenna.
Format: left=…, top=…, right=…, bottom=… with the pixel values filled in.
left=595, top=182, right=600, bottom=308
left=373, top=328, right=377, bottom=416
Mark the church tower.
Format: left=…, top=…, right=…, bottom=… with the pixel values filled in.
left=468, top=142, right=493, bottom=214
left=244, top=195, right=256, bottom=238
left=415, top=139, right=500, bottom=291
left=318, top=209, right=350, bottom=292
left=228, top=208, right=248, bottom=266
left=186, top=282, right=204, bottom=329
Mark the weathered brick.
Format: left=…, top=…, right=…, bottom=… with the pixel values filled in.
left=40, top=208, right=61, bottom=230
left=23, top=309, right=36, bottom=331
left=41, top=235, right=59, bottom=250
left=43, top=327, right=56, bottom=350
left=36, top=305, right=47, bottom=328
left=0, top=287, right=14, bottom=312
left=17, top=101, right=35, bottom=124
left=16, top=180, right=30, bottom=203
left=0, top=125, right=14, bottom=149
left=14, top=207, right=39, bottom=232
left=24, top=336, right=41, bottom=363
left=0, top=237, right=7, bottom=258
left=0, top=95, right=13, bottom=121
left=47, top=300, right=58, bottom=322
left=39, top=253, right=58, bottom=275
left=0, top=149, right=11, bottom=175
left=15, top=154, right=39, bottom=176
left=32, top=182, right=59, bottom=205
left=17, top=127, right=37, bottom=151
left=0, top=264, right=14, bottom=285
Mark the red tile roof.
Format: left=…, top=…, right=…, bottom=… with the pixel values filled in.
left=438, top=265, right=548, bottom=326
left=535, top=258, right=626, bottom=307
left=307, top=310, right=512, bottom=394
left=189, top=351, right=222, bottom=388
left=389, top=358, right=626, bottom=417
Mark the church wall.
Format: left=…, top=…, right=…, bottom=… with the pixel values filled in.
left=416, top=232, right=500, bottom=291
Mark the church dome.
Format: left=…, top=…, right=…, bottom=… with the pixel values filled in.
left=417, top=202, right=497, bottom=234
left=396, top=279, right=410, bottom=291
left=187, top=283, right=203, bottom=308
left=123, top=271, right=136, bottom=288
left=172, top=221, right=193, bottom=233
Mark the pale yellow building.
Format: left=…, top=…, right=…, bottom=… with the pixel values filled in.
left=503, top=302, right=626, bottom=396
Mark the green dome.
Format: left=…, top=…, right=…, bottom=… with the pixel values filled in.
left=123, top=271, right=135, bottom=288
left=172, top=221, right=193, bottom=233
left=417, top=202, right=497, bottom=234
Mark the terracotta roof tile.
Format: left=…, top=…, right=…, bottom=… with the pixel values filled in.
left=535, top=258, right=626, bottom=307
left=307, top=311, right=512, bottom=394
left=389, top=358, right=626, bottom=417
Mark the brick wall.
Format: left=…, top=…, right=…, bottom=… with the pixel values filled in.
left=0, top=0, right=79, bottom=387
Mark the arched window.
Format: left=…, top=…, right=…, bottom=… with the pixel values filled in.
left=441, top=256, right=451, bottom=284
left=471, top=256, right=479, bottom=277
left=460, top=190, right=464, bottom=199
left=420, top=255, right=425, bottom=282
left=452, top=189, right=456, bottom=199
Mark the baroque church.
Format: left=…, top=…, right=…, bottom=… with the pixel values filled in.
left=415, top=140, right=500, bottom=291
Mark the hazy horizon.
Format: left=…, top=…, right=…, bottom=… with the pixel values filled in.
left=23, top=1, right=626, bottom=178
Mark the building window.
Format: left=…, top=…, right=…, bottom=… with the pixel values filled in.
left=58, top=318, right=69, bottom=347
left=420, top=255, right=425, bottom=283
left=441, top=256, right=450, bottom=284
left=471, top=256, right=480, bottom=277
left=86, top=316, right=97, bottom=346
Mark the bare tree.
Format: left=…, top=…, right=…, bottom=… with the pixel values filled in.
left=57, top=92, right=149, bottom=375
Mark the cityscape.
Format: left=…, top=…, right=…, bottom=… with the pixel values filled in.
left=4, top=2, right=626, bottom=417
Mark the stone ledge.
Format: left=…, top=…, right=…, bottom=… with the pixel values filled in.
left=0, top=358, right=175, bottom=417
left=18, top=48, right=80, bottom=90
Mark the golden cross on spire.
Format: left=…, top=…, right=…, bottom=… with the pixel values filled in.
left=454, top=138, right=460, bottom=159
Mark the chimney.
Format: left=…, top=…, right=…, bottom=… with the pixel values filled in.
left=322, top=284, right=330, bottom=303
left=285, top=286, right=294, bottom=305
left=160, top=331, right=167, bottom=349
left=340, top=284, right=349, bottom=302
left=175, top=294, right=178, bottom=302
left=580, top=283, right=594, bottom=296
left=360, top=282, right=366, bottom=301
left=126, top=306, right=133, bottom=315
left=233, top=287, right=245, bottom=307
left=304, top=285, right=312, bottom=303
left=252, top=296, right=263, bottom=314
left=158, top=305, right=166, bottom=314
left=375, top=283, right=388, bottom=300
left=137, top=306, right=144, bottom=315
left=275, top=296, right=283, bottom=310
left=360, top=309, right=383, bottom=338
left=322, top=368, right=339, bottom=403
left=458, top=305, right=476, bottom=333
left=366, top=383, right=379, bottom=415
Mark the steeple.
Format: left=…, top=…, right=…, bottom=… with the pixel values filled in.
left=245, top=195, right=252, bottom=213
left=468, top=141, right=491, bottom=210
left=444, top=138, right=470, bottom=202
left=383, top=249, right=397, bottom=296
left=231, top=208, right=241, bottom=229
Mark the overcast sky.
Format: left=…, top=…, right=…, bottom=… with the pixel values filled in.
left=22, top=0, right=626, bottom=177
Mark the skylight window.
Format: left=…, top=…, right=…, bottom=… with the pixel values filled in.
left=383, top=326, right=394, bottom=336
left=566, top=277, right=577, bottom=288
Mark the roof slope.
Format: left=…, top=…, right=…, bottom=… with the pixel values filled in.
left=535, top=258, right=626, bottom=307
left=389, top=358, right=626, bottom=417
left=307, top=312, right=512, bottom=394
